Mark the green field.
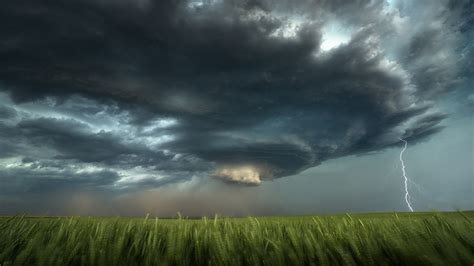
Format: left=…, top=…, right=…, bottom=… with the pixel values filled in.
left=0, top=212, right=473, bottom=265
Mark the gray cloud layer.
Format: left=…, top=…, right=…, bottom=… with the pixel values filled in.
left=0, top=0, right=472, bottom=193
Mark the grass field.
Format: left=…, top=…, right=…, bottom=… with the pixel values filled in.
left=0, top=212, right=473, bottom=265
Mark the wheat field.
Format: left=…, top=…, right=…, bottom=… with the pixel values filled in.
left=0, top=212, right=473, bottom=265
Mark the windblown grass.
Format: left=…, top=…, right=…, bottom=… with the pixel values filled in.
left=0, top=212, right=473, bottom=265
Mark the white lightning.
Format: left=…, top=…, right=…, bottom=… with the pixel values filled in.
left=399, top=138, right=414, bottom=212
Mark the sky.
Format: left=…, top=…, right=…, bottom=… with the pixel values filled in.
left=0, top=0, right=472, bottom=216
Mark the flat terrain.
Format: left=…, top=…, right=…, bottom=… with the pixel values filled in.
left=0, top=212, right=473, bottom=265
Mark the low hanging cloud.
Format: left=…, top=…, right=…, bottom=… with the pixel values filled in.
left=0, top=0, right=472, bottom=191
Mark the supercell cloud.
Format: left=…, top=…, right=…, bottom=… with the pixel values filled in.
left=0, top=0, right=472, bottom=194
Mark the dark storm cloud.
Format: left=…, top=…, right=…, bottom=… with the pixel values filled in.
left=0, top=161, right=119, bottom=194
left=0, top=105, right=17, bottom=119
left=0, top=114, right=209, bottom=170
left=389, top=0, right=472, bottom=98
left=17, top=117, right=145, bottom=163
left=0, top=0, right=471, bottom=188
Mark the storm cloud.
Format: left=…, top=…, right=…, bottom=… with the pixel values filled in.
left=0, top=0, right=472, bottom=193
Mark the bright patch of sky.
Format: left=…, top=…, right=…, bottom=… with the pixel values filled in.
left=187, top=0, right=221, bottom=9
left=270, top=16, right=305, bottom=39
left=320, top=21, right=352, bottom=52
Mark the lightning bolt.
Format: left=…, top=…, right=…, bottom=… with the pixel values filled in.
left=399, top=138, right=414, bottom=212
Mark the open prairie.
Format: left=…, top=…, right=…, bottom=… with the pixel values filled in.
left=1, top=212, right=473, bottom=265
